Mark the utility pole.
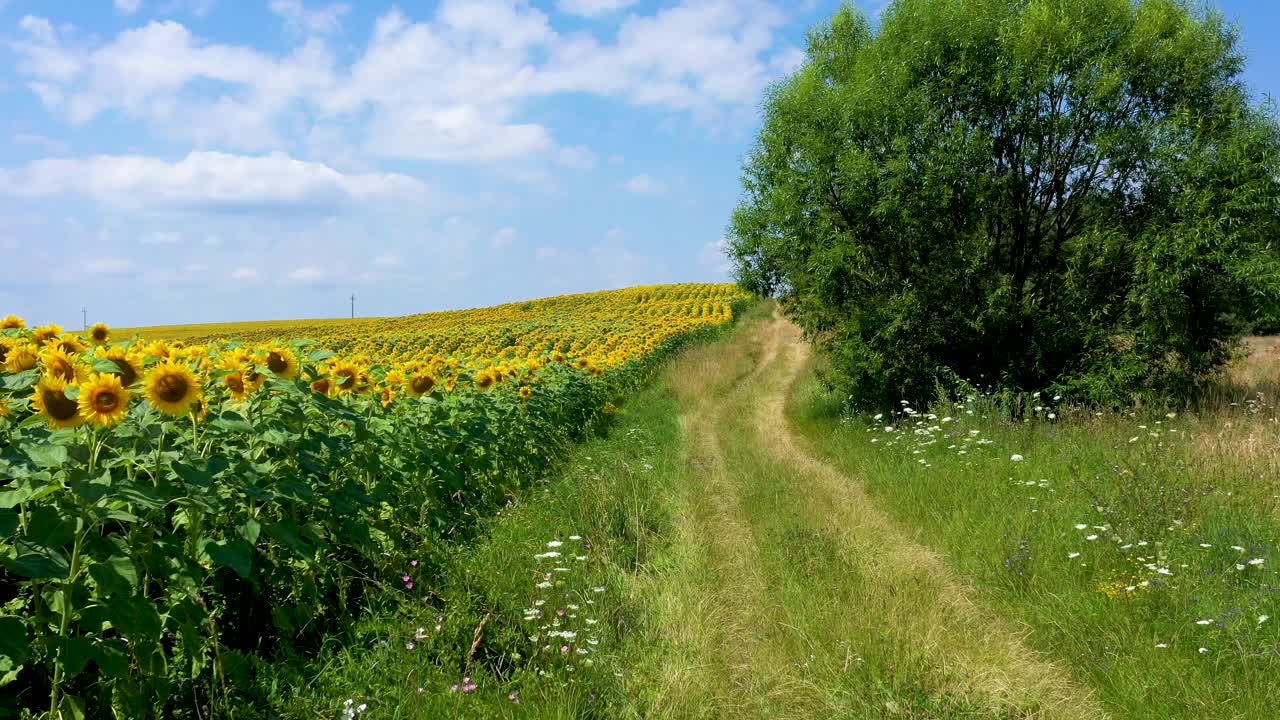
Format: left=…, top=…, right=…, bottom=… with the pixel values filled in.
left=350, top=294, right=355, bottom=319
left=82, top=307, right=87, bottom=331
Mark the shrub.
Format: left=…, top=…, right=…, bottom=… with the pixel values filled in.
left=729, top=0, right=1280, bottom=408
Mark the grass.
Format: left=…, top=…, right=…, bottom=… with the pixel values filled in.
left=787, top=338, right=1280, bottom=718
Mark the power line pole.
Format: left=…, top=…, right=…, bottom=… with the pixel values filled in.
left=350, top=293, right=355, bottom=319
left=82, top=307, right=87, bottom=331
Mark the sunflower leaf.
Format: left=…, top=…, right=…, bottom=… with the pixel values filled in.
left=23, top=443, right=69, bottom=468
left=2, top=369, right=37, bottom=390
left=91, top=358, right=121, bottom=373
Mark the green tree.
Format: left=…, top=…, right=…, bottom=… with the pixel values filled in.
left=730, top=0, right=1280, bottom=408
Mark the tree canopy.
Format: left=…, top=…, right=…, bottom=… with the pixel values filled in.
left=730, top=0, right=1280, bottom=408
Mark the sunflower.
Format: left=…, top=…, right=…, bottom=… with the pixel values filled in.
left=380, top=386, right=396, bottom=407
left=4, top=343, right=39, bottom=373
left=77, top=373, right=131, bottom=427
left=142, top=341, right=172, bottom=361
left=88, top=323, right=111, bottom=345
left=32, top=324, right=62, bottom=347
left=519, top=385, right=532, bottom=400
left=95, top=347, right=141, bottom=387
left=143, top=361, right=203, bottom=416
left=406, top=371, right=436, bottom=397
left=40, top=347, right=85, bottom=384
left=474, top=369, right=495, bottom=391
left=30, top=375, right=84, bottom=429
left=0, top=339, right=12, bottom=366
left=328, top=362, right=361, bottom=394
left=263, top=347, right=299, bottom=379
left=189, top=398, right=210, bottom=422
left=1, top=315, right=24, bottom=330
left=222, top=370, right=251, bottom=401
left=55, top=335, right=86, bottom=354
left=575, top=358, right=590, bottom=369
left=310, top=377, right=332, bottom=396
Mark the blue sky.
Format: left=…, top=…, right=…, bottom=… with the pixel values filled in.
left=1, top=0, right=1277, bottom=328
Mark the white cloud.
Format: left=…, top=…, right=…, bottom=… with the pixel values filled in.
left=114, top=0, right=144, bottom=14
left=287, top=265, right=327, bottom=283
left=269, top=0, right=351, bottom=35
left=557, top=0, right=639, bottom=18
left=12, top=133, right=69, bottom=154
left=490, top=227, right=517, bottom=250
left=372, top=252, right=401, bottom=267
left=605, top=227, right=624, bottom=241
left=12, top=2, right=798, bottom=165
left=535, top=246, right=558, bottom=259
left=698, top=238, right=732, bottom=274
left=84, top=257, right=134, bottom=275
left=556, top=145, right=597, bottom=170
left=141, top=230, right=182, bottom=244
left=622, top=174, right=665, bottom=194
left=0, top=151, right=433, bottom=212
left=230, top=266, right=260, bottom=280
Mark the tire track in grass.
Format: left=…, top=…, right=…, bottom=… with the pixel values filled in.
left=627, top=307, right=1106, bottom=719
left=757, top=310, right=1108, bottom=719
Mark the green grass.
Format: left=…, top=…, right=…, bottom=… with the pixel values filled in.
left=787, top=361, right=1280, bottom=719
left=232, top=320, right=728, bottom=718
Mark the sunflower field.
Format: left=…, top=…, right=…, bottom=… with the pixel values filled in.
left=0, top=283, right=747, bottom=719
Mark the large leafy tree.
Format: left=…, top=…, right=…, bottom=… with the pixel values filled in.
left=731, top=0, right=1280, bottom=408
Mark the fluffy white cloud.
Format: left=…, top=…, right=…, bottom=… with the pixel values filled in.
left=269, top=0, right=350, bottom=35
left=0, top=151, right=433, bottom=211
left=114, top=0, right=144, bottom=14
left=12, top=2, right=801, bottom=163
left=490, top=226, right=517, bottom=250
left=556, top=145, right=598, bottom=170
left=698, top=238, right=732, bottom=274
left=556, top=0, right=639, bottom=18
left=622, top=174, right=665, bottom=194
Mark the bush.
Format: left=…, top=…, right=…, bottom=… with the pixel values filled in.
left=729, top=0, right=1280, bottom=408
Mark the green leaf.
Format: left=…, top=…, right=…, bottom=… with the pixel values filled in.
left=206, top=539, right=254, bottom=579
left=0, top=616, right=30, bottom=666
left=60, top=636, right=95, bottom=681
left=212, top=412, right=252, bottom=433
left=60, top=694, right=86, bottom=720
left=2, top=369, right=37, bottom=391
left=88, top=555, right=138, bottom=598
left=0, top=508, right=17, bottom=537
left=92, top=639, right=129, bottom=678
left=91, top=358, right=121, bottom=373
left=238, top=518, right=261, bottom=545
left=106, top=595, right=162, bottom=641
left=23, top=443, right=69, bottom=468
left=4, top=547, right=69, bottom=579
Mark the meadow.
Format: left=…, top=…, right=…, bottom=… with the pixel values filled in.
left=0, top=283, right=747, bottom=719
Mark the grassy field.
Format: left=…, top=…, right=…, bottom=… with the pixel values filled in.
left=289, top=302, right=1279, bottom=718
left=788, top=335, right=1280, bottom=718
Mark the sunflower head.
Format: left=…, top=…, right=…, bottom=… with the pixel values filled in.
left=519, top=385, right=532, bottom=400
left=96, top=347, right=141, bottom=387
left=40, top=347, right=85, bottom=384
left=78, top=373, right=131, bottom=427
left=4, top=343, right=39, bottom=374
left=328, top=362, right=361, bottom=394
left=264, top=347, right=299, bottom=379
left=56, top=334, right=86, bottom=355
left=189, top=398, right=209, bottom=422
left=1, top=315, right=24, bottom=330
left=143, top=341, right=172, bottom=362
left=310, top=377, right=332, bottom=396
left=88, top=323, right=111, bottom=345
left=32, top=324, right=62, bottom=347
left=144, top=361, right=203, bottom=416
left=380, top=386, right=396, bottom=407
left=576, top=358, right=590, bottom=369
left=475, top=370, right=495, bottom=391
left=30, top=375, right=84, bottom=429
left=407, top=371, right=436, bottom=397
left=222, top=370, right=251, bottom=400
